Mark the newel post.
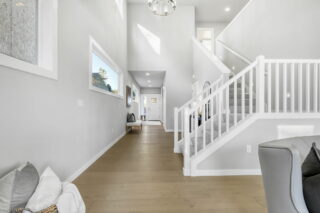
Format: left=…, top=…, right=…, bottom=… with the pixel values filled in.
left=174, top=107, right=179, bottom=153
left=256, top=55, right=265, bottom=113
left=183, top=107, right=191, bottom=176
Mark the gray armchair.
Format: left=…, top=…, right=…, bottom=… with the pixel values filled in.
left=259, top=136, right=320, bottom=213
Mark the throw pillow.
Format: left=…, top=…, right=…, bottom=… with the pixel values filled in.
left=302, top=143, right=320, bottom=177
left=0, top=167, right=17, bottom=212
left=11, top=163, right=39, bottom=211
left=302, top=174, right=320, bottom=213
left=0, top=163, right=39, bottom=213
left=302, top=143, right=320, bottom=213
left=25, top=167, right=62, bottom=212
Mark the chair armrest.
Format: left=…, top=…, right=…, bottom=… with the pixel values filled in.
left=259, top=142, right=309, bottom=213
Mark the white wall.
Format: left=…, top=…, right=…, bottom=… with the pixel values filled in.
left=196, top=22, right=228, bottom=38
left=198, top=119, right=320, bottom=171
left=128, top=4, right=195, bottom=130
left=0, top=0, right=137, bottom=180
left=192, top=38, right=230, bottom=89
left=141, top=87, right=161, bottom=94
left=217, top=0, right=320, bottom=63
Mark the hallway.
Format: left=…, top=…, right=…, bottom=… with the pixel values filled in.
left=74, top=126, right=267, bottom=212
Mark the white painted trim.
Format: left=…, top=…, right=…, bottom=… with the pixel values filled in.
left=65, top=131, right=127, bottom=182
left=191, top=115, right=259, bottom=170
left=0, top=0, right=58, bottom=80
left=193, top=169, right=261, bottom=177
left=183, top=167, right=191, bottom=176
left=0, top=54, right=58, bottom=80
left=192, top=37, right=231, bottom=74
left=165, top=128, right=174, bottom=133
left=215, top=40, right=252, bottom=64
left=89, top=36, right=124, bottom=98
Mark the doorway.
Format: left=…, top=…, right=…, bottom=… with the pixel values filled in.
left=141, top=94, right=162, bottom=121
left=197, top=28, right=214, bottom=53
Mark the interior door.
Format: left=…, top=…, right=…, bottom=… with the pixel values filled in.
left=146, top=95, right=162, bottom=121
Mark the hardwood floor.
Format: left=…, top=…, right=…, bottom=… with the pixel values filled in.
left=74, top=125, right=267, bottom=213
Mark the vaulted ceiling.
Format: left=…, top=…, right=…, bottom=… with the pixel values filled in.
left=128, top=0, right=249, bottom=23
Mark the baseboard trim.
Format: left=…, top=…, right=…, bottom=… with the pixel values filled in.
left=192, top=169, right=262, bottom=176
left=183, top=167, right=191, bottom=176
left=165, top=128, right=174, bottom=133
left=65, top=131, right=127, bottom=182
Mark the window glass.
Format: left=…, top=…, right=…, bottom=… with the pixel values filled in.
left=0, top=0, right=38, bottom=64
left=91, top=52, right=119, bottom=95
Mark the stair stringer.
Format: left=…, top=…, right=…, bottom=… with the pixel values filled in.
left=188, top=114, right=261, bottom=176
left=188, top=113, right=320, bottom=176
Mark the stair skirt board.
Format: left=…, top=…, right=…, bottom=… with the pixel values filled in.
left=189, top=169, right=262, bottom=176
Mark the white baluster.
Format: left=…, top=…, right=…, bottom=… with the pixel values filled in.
left=268, top=63, right=272, bottom=113
left=306, top=63, right=310, bottom=112
left=226, top=87, right=230, bottom=131
left=291, top=63, right=295, bottom=113
left=174, top=107, right=178, bottom=152
left=234, top=81, right=238, bottom=126
left=314, top=63, right=318, bottom=112
left=283, top=63, right=287, bottom=113
left=183, top=107, right=190, bottom=176
left=256, top=56, right=265, bottom=113
left=210, top=96, right=214, bottom=143
left=202, top=104, right=206, bottom=150
left=275, top=63, right=280, bottom=113
left=194, top=109, right=198, bottom=155
left=241, top=75, right=245, bottom=119
left=249, top=69, right=253, bottom=115
left=299, top=63, right=303, bottom=113
left=218, top=92, right=222, bottom=137
left=181, top=110, right=184, bottom=140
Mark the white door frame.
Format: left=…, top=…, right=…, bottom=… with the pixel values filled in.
left=141, top=94, right=162, bottom=121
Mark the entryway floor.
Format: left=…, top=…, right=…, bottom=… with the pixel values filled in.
left=142, top=120, right=162, bottom=126
left=74, top=125, right=267, bottom=213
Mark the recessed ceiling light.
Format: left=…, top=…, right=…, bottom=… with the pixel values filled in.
left=15, top=2, right=24, bottom=7
left=148, top=85, right=152, bottom=87
left=147, top=80, right=151, bottom=83
left=146, top=72, right=150, bottom=76
left=225, top=7, right=231, bottom=12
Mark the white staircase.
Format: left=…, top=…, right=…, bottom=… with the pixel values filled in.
left=174, top=56, right=320, bottom=176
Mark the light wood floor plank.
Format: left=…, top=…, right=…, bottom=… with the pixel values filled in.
left=74, top=125, right=267, bottom=212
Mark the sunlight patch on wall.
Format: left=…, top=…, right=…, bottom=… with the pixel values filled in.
left=277, top=125, right=315, bottom=139
left=137, top=24, right=161, bottom=55
left=115, top=0, right=124, bottom=19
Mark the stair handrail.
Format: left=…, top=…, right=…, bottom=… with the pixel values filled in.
left=192, top=37, right=231, bottom=74
left=182, top=56, right=264, bottom=174
left=183, top=56, right=320, bottom=175
left=174, top=76, right=226, bottom=153
left=178, top=76, right=224, bottom=111
left=189, top=60, right=259, bottom=114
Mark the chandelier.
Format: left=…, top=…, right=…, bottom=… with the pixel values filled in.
left=147, top=0, right=177, bottom=16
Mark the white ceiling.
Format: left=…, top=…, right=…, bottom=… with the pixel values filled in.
left=128, top=0, right=249, bottom=23
left=129, top=71, right=166, bottom=88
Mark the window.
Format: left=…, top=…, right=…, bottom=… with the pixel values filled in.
left=0, top=0, right=38, bottom=64
left=0, top=0, right=58, bottom=79
left=89, top=37, right=123, bottom=98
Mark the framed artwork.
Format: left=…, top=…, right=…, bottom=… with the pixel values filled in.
left=126, top=86, right=132, bottom=107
